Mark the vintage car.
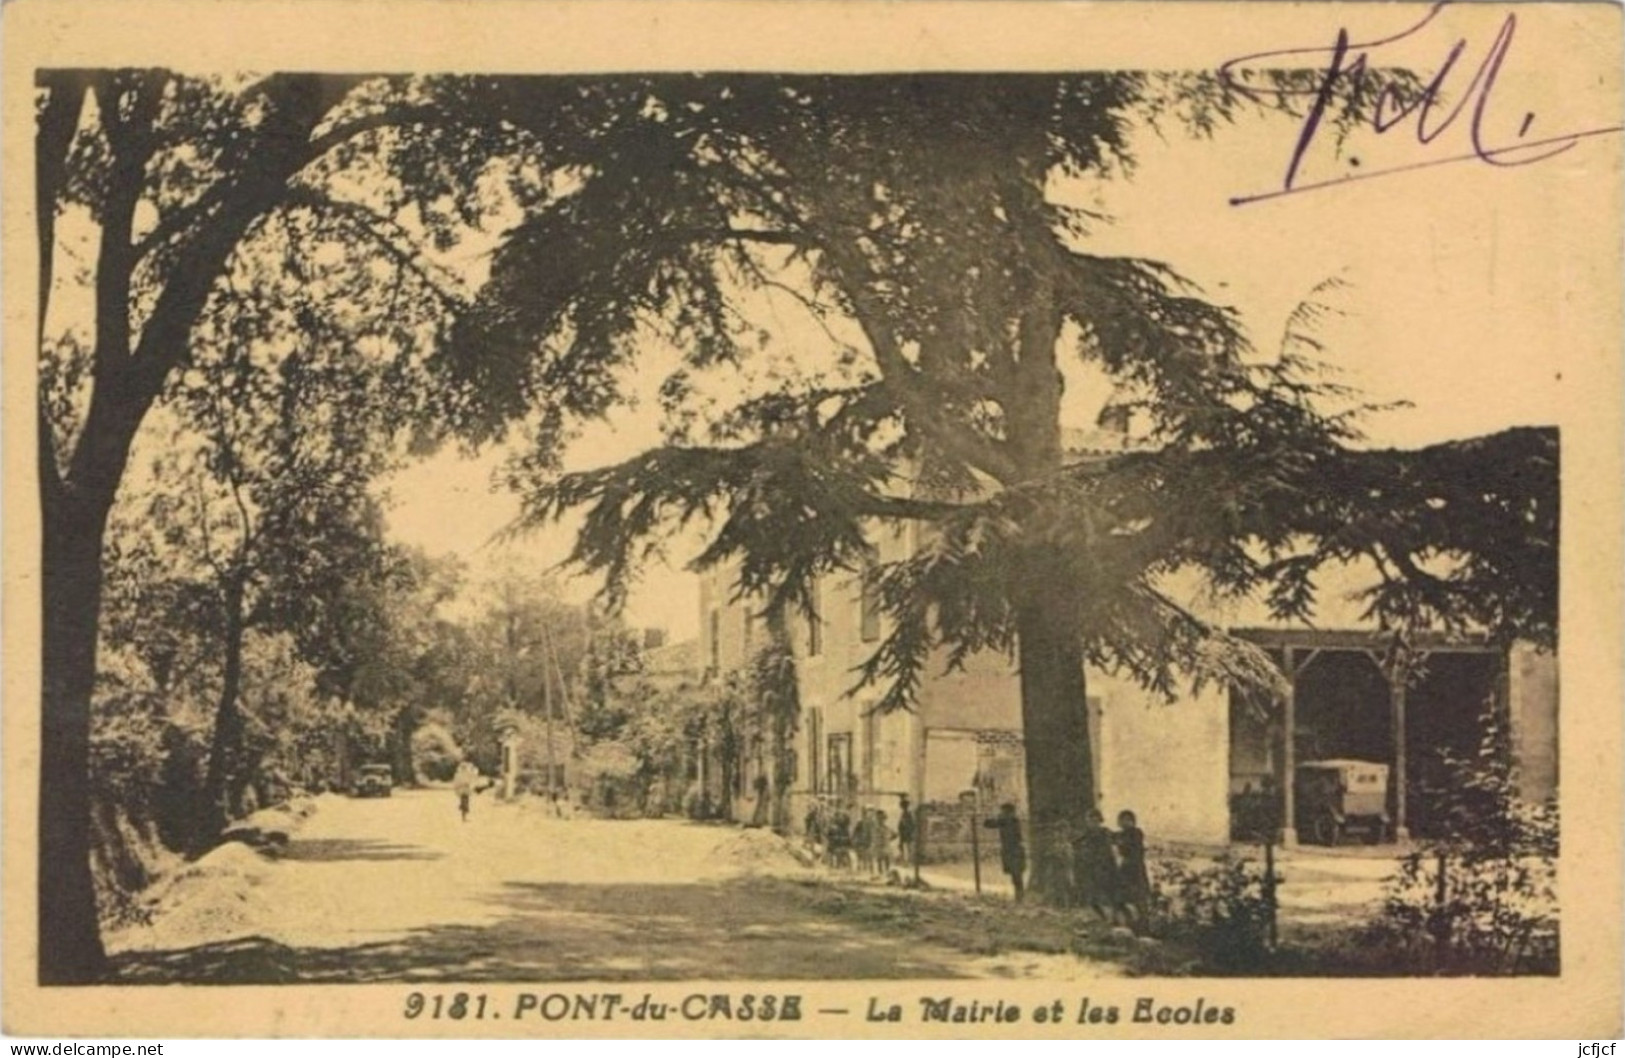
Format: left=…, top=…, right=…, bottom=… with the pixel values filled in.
left=1294, top=759, right=1390, bottom=845
left=352, top=763, right=394, bottom=798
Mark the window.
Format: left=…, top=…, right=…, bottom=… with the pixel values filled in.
left=1087, top=695, right=1104, bottom=806
left=859, top=571, right=881, bottom=643
left=807, top=578, right=823, bottom=656
left=806, top=709, right=823, bottom=793
left=827, top=732, right=853, bottom=796
left=862, top=708, right=879, bottom=792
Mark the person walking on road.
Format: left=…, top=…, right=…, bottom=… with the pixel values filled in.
left=984, top=802, right=1027, bottom=902
left=454, top=759, right=480, bottom=822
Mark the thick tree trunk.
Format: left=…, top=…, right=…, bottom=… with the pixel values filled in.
left=35, top=73, right=355, bottom=981
left=1014, top=561, right=1096, bottom=904
left=201, top=582, right=247, bottom=847
left=392, top=707, right=419, bottom=787
left=1004, top=258, right=1094, bottom=905
left=38, top=288, right=155, bottom=982
left=718, top=707, right=737, bottom=822
left=39, top=491, right=115, bottom=983
left=763, top=616, right=799, bottom=835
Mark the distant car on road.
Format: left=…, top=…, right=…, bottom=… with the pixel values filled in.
left=352, top=764, right=394, bottom=798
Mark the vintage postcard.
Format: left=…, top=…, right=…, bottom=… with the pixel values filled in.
left=3, top=0, right=1620, bottom=1040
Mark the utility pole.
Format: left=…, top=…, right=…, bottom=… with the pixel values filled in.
left=540, top=619, right=558, bottom=796
left=540, top=611, right=577, bottom=799
left=969, top=780, right=983, bottom=895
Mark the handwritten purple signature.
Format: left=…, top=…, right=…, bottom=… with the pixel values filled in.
left=1220, top=1, right=1622, bottom=206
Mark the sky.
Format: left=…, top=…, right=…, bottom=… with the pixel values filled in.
left=380, top=53, right=1617, bottom=644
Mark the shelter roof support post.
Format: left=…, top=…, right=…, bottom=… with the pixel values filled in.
left=1279, top=647, right=1298, bottom=848
left=1391, top=676, right=1410, bottom=843
left=1366, top=644, right=1423, bottom=845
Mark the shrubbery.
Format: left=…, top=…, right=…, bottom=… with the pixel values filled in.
left=1151, top=855, right=1278, bottom=971
left=410, top=720, right=463, bottom=783
left=1367, top=708, right=1558, bottom=975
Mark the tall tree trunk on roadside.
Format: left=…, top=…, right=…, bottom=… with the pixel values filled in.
left=201, top=577, right=248, bottom=847
left=392, top=708, right=419, bottom=787
left=35, top=72, right=111, bottom=986
left=718, top=701, right=737, bottom=822
left=1013, top=569, right=1095, bottom=903
left=1005, top=260, right=1095, bottom=904
left=39, top=490, right=117, bottom=983
left=761, top=611, right=800, bottom=835
left=35, top=73, right=349, bottom=980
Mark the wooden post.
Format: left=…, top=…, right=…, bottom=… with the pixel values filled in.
left=1391, top=675, right=1410, bottom=843
left=1279, top=647, right=1298, bottom=847
left=1431, top=849, right=1451, bottom=969
left=969, top=787, right=983, bottom=895
left=912, top=710, right=927, bottom=886
left=914, top=804, right=925, bottom=886
left=1368, top=643, right=1417, bottom=844
left=1262, top=835, right=1279, bottom=950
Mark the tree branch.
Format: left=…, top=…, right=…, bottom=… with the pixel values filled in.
left=285, top=189, right=469, bottom=308
left=815, top=237, right=1021, bottom=485
left=133, top=101, right=443, bottom=264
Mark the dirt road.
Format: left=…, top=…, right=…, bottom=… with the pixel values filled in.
left=110, top=790, right=1108, bottom=983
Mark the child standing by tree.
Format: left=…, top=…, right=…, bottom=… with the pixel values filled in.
left=897, top=795, right=916, bottom=868
left=1072, top=809, right=1118, bottom=921
left=984, top=802, right=1027, bottom=902
left=1114, top=809, right=1151, bottom=929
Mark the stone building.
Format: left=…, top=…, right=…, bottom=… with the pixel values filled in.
left=698, top=543, right=1557, bottom=849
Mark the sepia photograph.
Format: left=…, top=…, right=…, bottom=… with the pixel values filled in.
left=3, top=0, right=1620, bottom=1040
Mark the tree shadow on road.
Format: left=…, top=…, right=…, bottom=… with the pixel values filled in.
left=273, top=839, right=445, bottom=863
left=109, top=876, right=979, bottom=983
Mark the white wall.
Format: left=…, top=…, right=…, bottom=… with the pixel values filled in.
left=1095, top=668, right=1231, bottom=846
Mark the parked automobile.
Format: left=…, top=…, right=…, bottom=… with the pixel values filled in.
left=352, top=763, right=394, bottom=798
left=1294, top=759, right=1389, bottom=845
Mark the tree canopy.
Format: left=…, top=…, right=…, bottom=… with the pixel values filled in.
left=437, top=73, right=1556, bottom=898
left=35, top=63, right=1557, bottom=970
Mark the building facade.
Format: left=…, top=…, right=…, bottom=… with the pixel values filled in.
left=699, top=545, right=1559, bottom=849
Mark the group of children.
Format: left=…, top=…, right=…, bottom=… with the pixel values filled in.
left=802, top=801, right=905, bottom=876
left=1071, top=808, right=1152, bottom=926
left=802, top=795, right=1150, bottom=928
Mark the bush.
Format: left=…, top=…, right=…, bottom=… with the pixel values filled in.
left=1367, top=706, right=1558, bottom=975
left=685, top=781, right=716, bottom=820
left=88, top=654, right=169, bottom=812
left=411, top=721, right=463, bottom=783
left=1151, top=855, right=1278, bottom=971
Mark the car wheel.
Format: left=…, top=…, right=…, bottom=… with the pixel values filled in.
left=1313, top=814, right=1340, bottom=846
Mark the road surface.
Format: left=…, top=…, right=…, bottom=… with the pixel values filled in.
left=110, top=790, right=1106, bottom=983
